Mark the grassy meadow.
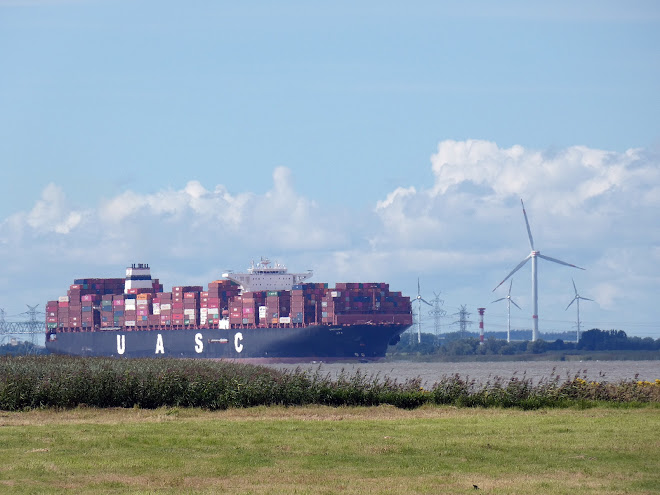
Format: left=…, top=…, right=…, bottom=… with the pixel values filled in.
left=0, top=406, right=658, bottom=494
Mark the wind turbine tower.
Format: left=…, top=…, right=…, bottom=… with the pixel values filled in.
left=493, top=199, right=584, bottom=342
left=414, top=278, right=432, bottom=344
left=492, top=279, right=521, bottom=343
left=566, top=278, right=594, bottom=343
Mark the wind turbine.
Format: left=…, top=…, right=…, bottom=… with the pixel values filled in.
left=566, top=278, right=594, bottom=343
left=491, top=279, right=521, bottom=343
left=493, top=199, right=584, bottom=341
left=414, top=278, right=432, bottom=344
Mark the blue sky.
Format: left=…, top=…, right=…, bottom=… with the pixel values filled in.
left=1, top=1, right=659, bottom=339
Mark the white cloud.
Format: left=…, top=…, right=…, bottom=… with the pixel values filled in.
left=21, top=183, right=85, bottom=235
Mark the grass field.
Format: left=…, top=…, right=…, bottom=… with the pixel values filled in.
left=0, top=405, right=658, bottom=494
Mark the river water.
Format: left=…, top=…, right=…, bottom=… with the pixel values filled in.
left=266, top=360, right=660, bottom=387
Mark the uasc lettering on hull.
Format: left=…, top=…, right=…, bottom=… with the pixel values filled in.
left=113, top=332, right=246, bottom=355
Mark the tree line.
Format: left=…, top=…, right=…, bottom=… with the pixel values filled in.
left=391, top=329, right=660, bottom=356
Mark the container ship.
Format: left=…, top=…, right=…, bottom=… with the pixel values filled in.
left=45, top=259, right=413, bottom=362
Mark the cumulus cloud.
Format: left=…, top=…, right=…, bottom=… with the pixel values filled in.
left=97, top=180, right=252, bottom=228
left=427, top=140, right=658, bottom=214
left=374, top=140, right=660, bottom=249
left=11, top=183, right=85, bottom=235
left=4, top=167, right=351, bottom=260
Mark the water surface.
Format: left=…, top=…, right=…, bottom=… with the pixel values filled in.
left=267, top=360, right=660, bottom=387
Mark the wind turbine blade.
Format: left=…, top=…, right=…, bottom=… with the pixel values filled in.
left=491, top=297, right=506, bottom=304
left=537, top=253, right=585, bottom=270
left=492, top=255, right=531, bottom=291
left=572, top=278, right=578, bottom=295
left=566, top=297, right=577, bottom=310
left=420, top=298, right=432, bottom=306
left=581, top=297, right=594, bottom=302
left=508, top=279, right=513, bottom=296
left=510, top=299, right=522, bottom=310
left=417, top=278, right=421, bottom=296
left=521, top=199, right=535, bottom=251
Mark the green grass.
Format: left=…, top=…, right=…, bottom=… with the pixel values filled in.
left=0, top=406, right=658, bottom=494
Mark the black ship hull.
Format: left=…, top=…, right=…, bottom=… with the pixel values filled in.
left=45, top=324, right=409, bottom=363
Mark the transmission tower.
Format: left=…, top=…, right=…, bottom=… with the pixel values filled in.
left=428, top=292, right=446, bottom=337
left=0, top=304, right=45, bottom=348
left=452, top=305, right=472, bottom=338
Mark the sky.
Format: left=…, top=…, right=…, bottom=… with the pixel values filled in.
left=1, top=0, right=659, bottom=340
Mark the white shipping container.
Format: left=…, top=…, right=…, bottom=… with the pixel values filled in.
left=153, top=308, right=161, bottom=315
left=200, top=308, right=208, bottom=315
left=207, top=308, right=219, bottom=315
left=59, top=296, right=70, bottom=303
left=279, top=316, right=291, bottom=324
left=136, top=299, right=149, bottom=306
left=161, top=303, right=172, bottom=311
left=184, top=309, right=196, bottom=316
left=125, top=321, right=136, bottom=327
left=258, top=306, right=268, bottom=317
left=331, top=291, right=339, bottom=298
left=125, top=302, right=136, bottom=310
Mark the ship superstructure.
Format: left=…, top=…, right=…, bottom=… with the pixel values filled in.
left=222, top=258, right=313, bottom=292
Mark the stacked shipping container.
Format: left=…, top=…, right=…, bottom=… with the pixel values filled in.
left=47, top=278, right=411, bottom=333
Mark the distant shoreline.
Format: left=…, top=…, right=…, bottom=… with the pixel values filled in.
left=386, top=349, right=660, bottom=363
